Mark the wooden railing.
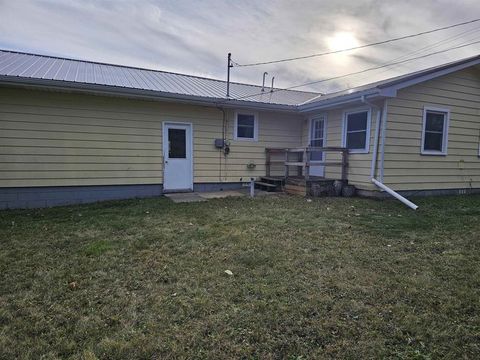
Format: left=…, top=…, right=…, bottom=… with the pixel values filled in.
left=265, top=146, right=349, bottom=182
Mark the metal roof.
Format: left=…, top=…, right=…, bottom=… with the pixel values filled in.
left=2, top=49, right=479, bottom=112
left=0, top=49, right=319, bottom=108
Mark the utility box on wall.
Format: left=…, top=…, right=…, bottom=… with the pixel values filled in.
left=214, top=139, right=225, bottom=148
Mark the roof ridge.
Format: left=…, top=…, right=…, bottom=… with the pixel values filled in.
left=0, top=48, right=320, bottom=95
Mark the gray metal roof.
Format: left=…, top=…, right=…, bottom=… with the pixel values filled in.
left=2, top=49, right=478, bottom=111
left=0, top=49, right=319, bottom=107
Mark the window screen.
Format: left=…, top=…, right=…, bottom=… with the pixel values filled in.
left=168, top=128, right=186, bottom=158
left=345, top=111, right=368, bottom=150
left=423, top=111, right=446, bottom=152
left=236, top=114, right=255, bottom=139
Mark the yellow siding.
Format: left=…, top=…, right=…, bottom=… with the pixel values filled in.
left=302, top=106, right=381, bottom=190
left=0, top=87, right=303, bottom=188
left=384, top=65, right=480, bottom=191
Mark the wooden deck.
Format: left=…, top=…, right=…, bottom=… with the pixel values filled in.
left=254, top=175, right=339, bottom=196
left=263, top=147, right=349, bottom=196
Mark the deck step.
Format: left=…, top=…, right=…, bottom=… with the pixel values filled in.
left=255, top=181, right=277, bottom=188
left=259, top=176, right=284, bottom=184
left=255, top=181, right=278, bottom=192
left=286, top=178, right=334, bottom=186
left=285, top=183, right=306, bottom=196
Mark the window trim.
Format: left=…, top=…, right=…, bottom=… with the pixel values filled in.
left=341, top=108, right=371, bottom=154
left=421, top=106, right=449, bottom=156
left=308, top=114, right=327, bottom=162
left=233, top=111, right=258, bottom=141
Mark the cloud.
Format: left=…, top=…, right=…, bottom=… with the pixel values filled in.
left=0, top=0, right=479, bottom=93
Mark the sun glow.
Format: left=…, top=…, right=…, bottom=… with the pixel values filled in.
left=326, top=32, right=360, bottom=52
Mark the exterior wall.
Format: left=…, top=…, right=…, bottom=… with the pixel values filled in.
left=302, top=105, right=382, bottom=190
left=0, top=184, right=163, bottom=209
left=223, top=109, right=303, bottom=180
left=0, top=87, right=303, bottom=194
left=384, top=66, right=480, bottom=191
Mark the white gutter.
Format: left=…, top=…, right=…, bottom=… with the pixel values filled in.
left=298, top=89, right=381, bottom=112
left=372, top=178, right=418, bottom=210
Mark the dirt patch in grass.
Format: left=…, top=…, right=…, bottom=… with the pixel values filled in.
left=0, top=195, right=479, bottom=359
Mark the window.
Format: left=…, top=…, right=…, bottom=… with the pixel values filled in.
left=234, top=112, right=258, bottom=141
left=421, top=107, right=449, bottom=155
left=310, top=116, right=326, bottom=161
left=343, top=109, right=370, bottom=153
left=168, top=128, right=186, bottom=158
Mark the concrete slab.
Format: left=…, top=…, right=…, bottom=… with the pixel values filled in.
left=237, top=188, right=279, bottom=197
left=165, top=189, right=279, bottom=203
left=164, top=193, right=207, bottom=203
left=197, top=190, right=244, bottom=199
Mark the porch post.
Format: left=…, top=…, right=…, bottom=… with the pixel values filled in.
left=284, top=149, right=289, bottom=179
left=266, top=149, right=271, bottom=177
left=304, top=147, right=310, bottom=181
left=341, top=149, right=348, bottom=182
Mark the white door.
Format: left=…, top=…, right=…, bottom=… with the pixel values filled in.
left=309, top=116, right=326, bottom=177
left=163, top=122, right=193, bottom=192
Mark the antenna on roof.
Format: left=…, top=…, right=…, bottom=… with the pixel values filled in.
left=261, top=72, right=268, bottom=91
left=226, top=53, right=233, bottom=97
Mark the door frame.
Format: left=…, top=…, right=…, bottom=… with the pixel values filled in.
left=308, top=114, right=327, bottom=177
left=162, top=121, right=194, bottom=192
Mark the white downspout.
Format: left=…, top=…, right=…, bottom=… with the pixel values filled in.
left=372, top=179, right=418, bottom=210
left=362, top=96, right=418, bottom=210
left=361, top=95, right=381, bottom=179
left=379, top=100, right=388, bottom=182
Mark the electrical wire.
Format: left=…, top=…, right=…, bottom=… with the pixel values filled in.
left=356, top=26, right=480, bottom=82
left=227, top=39, right=480, bottom=102
left=232, top=18, right=480, bottom=67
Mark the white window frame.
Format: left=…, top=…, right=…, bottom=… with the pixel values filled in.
left=234, top=111, right=258, bottom=141
left=421, top=106, right=449, bottom=156
left=308, top=115, right=327, bottom=162
left=342, top=108, right=371, bottom=154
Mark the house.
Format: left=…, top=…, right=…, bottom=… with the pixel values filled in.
left=0, top=49, right=479, bottom=209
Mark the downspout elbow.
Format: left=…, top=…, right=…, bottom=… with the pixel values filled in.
left=372, top=178, right=418, bottom=210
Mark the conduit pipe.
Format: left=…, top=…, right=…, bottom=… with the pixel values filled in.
left=372, top=179, right=418, bottom=210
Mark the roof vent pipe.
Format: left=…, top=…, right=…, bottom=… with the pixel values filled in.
left=270, top=76, right=275, bottom=92
left=261, top=72, right=268, bottom=91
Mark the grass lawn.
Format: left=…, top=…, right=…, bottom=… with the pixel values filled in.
left=0, top=194, right=479, bottom=359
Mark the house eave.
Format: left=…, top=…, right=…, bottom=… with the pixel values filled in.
left=298, top=55, right=480, bottom=113
left=376, top=56, right=480, bottom=92
left=0, top=76, right=300, bottom=113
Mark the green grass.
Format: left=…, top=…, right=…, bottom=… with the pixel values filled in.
left=0, top=194, right=479, bottom=359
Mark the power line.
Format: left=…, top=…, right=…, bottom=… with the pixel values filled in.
left=324, top=31, right=480, bottom=99
left=228, top=39, right=480, bottom=102
left=232, top=18, right=480, bottom=67
left=354, top=26, right=480, bottom=84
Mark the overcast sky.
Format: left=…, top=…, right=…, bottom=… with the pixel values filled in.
left=1, top=0, right=479, bottom=93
